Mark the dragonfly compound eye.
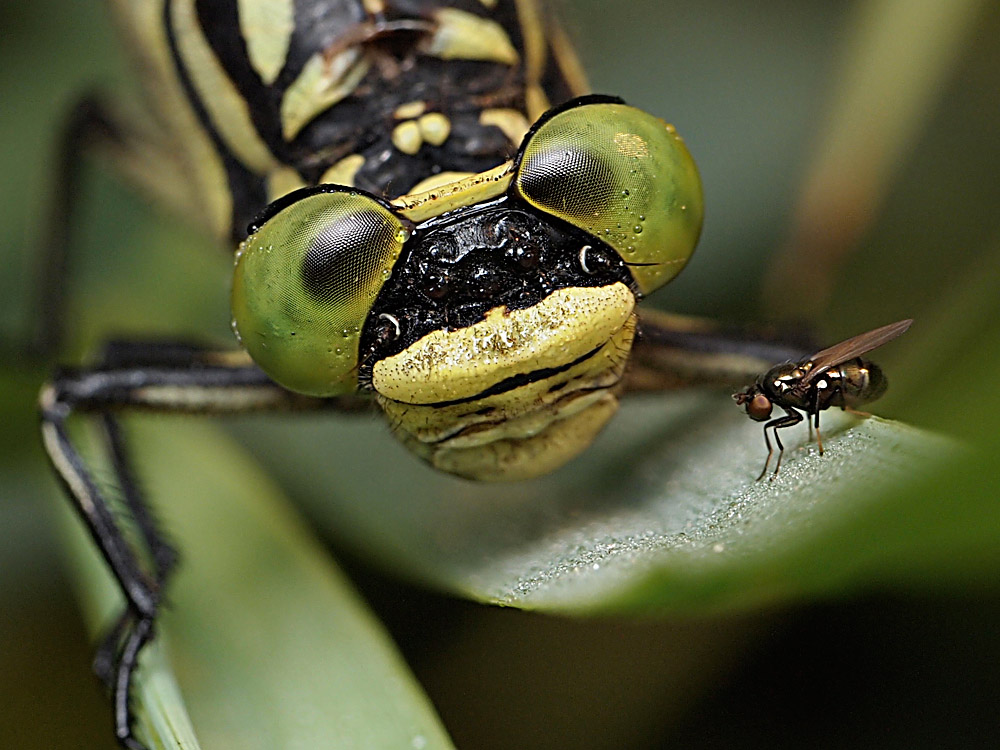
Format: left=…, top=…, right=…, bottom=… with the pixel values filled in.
left=232, top=189, right=410, bottom=396
left=513, top=99, right=704, bottom=296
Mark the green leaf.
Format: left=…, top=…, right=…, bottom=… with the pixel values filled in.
left=59, top=418, right=455, bottom=750
left=234, top=393, right=965, bottom=614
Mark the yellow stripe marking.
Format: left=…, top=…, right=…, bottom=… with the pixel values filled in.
left=238, top=0, right=294, bottom=85
left=425, top=8, right=519, bottom=65
left=392, top=161, right=514, bottom=222
left=319, top=154, right=365, bottom=186
left=281, top=49, right=369, bottom=140
left=408, top=171, right=475, bottom=195
left=479, top=108, right=530, bottom=147
left=172, top=0, right=277, bottom=172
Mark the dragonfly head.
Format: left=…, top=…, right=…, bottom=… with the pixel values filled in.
left=231, top=96, right=704, bottom=478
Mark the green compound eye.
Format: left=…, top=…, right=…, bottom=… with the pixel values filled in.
left=232, top=189, right=409, bottom=396
left=514, top=99, right=704, bottom=295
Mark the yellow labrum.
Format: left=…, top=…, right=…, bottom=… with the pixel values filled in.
left=371, top=283, right=635, bottom=404
left=515, top=101, right=704, bottom=295
left=231, top=190, right=409, bottom=396
left=379, top=284, right=635, bottom=481
left=372, top=283, right=637, bottom=481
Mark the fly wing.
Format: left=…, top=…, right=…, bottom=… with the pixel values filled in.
left=801, top=319, right=912, bottom=384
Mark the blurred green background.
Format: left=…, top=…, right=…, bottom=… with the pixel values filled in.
left=3, top=0, right=1000, bottom=747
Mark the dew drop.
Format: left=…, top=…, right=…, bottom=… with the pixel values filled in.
left=633, top=225, right=643, bottom=234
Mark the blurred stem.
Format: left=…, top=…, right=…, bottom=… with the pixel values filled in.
left=762, top=0, right=986, bottom=319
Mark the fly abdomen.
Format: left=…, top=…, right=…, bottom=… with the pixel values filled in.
left=837, top=358, right=888, bottom=408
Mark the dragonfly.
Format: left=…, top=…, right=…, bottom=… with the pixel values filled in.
left=33, top=1, right=829, bottom=747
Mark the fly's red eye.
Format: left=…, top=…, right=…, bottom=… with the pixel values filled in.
left=747, top=394, right=773, bottom=421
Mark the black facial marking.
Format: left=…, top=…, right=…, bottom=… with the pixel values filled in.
left=358, top=199, right=635, bottom=383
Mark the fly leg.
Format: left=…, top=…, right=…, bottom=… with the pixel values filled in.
left=813, top=411, right=824, bottom=456
left=758, top=408, right=803, bottom=480
left=39, top=341, right=368, bottom=750
left=811, top=388, right=824, bottom=455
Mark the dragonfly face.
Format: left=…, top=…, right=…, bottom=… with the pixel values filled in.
left=233, top=98, right=703, bottom=479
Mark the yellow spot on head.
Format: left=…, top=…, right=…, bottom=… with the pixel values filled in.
left=392, top=121, right=423, bottom=155
left=394, top=101, right=427, bottom=119
left=418, top=113, right=451, bottom=146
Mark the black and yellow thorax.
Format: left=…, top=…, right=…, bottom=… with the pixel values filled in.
left=116, top=0, right=585, bottom=240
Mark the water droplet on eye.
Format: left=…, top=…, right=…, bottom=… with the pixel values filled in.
left=621, top=188, right=630, bottom=197
left=335, top=347, right=343, bottom=355
left=638, top=214, right=645, bottom=221
left=633, top=225, right=643, bottom=234
left=395, top=228, right=412, bottom=243
left=341, top=328, right=351, bottom=338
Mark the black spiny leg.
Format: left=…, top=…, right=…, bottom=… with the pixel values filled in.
left=95, top=413, right=179, bottom=732
left=757, top=408, right=803, bottom=480
left=39, top=342, right=364, bottom=749
left=40, top=390, right=163, bottom=749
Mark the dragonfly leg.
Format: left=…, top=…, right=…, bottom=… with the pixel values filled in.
left=627, top=309, right=812, bottom=392
left=40, top=341, right=369, bottom=750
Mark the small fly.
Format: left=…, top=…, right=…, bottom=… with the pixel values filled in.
left=734, top=319, right=912, bottom=480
